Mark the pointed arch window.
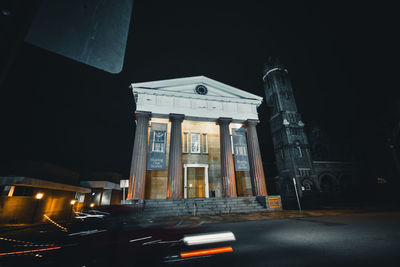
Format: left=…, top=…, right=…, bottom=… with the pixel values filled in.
left=294, top=140, right=303, bottom=158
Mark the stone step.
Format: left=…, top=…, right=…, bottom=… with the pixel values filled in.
left=123, top=197, right=267, bottom=218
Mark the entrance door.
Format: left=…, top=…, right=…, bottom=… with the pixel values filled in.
left=184, top=164, right=209, bottom=198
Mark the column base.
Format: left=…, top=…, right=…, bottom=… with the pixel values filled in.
left=121, top=199, right=145, bottom=206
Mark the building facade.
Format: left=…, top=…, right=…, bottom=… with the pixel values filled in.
left=128, top=76, right=268, bottom=200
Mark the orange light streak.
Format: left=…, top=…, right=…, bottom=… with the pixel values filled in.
left=0, top=237, right=54, bottom=247
left=180, top=246, right=233, bottom=258
left=0, top=246, right=61, bottom=256
left=43, top=214, right=68, bottom=232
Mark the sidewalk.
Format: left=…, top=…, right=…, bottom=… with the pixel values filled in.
left=161, top=207, right=397, bottom=225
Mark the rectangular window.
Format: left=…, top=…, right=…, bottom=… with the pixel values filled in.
left=152, top=130, right=165, bottom=152
left=230, top=135, right=234, bottom=154
left=75, top=192, right=85, bottom=203
left=183, top=132, right=189, bottom=153
left=191, top=133, right=200, bottom=153
left=202, top=133, right=208, bottom=153
left=237, top=146, right=247, bottom=156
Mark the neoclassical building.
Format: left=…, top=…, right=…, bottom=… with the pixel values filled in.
left=127, top=76, right=267, bottom=200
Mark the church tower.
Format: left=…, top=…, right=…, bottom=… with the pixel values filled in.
left=262, top=57, right=318, bottom=197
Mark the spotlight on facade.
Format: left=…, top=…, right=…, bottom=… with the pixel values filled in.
left=35, top=193, right=44, bottom=199
left=70, top=200, right=76, bottom=205
left=90, top=203, right=95, bottom=208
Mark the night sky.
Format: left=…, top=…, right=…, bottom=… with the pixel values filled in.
left=1, top=1, right=399, bottom=181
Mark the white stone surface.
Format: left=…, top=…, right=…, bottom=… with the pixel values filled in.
left=130, top=76, right=263, bottom=122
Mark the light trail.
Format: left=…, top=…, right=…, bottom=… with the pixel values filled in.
left=0, top=246, right=61, bottom=256
left=180, top=246, right=233, bottom=258
left=0, top=237, right=55, bottom=247
left=43, top=214, right=68, bottom=232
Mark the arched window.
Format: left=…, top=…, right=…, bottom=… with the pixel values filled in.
left=302, top=179, right=313, bottom=191
left=320, top=175, right=334, bottom=193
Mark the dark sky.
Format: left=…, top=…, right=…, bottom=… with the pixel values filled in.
left=1, top=0, right=399, bottom=179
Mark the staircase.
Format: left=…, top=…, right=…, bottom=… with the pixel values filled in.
left=138, top=197, right=266, bottom=218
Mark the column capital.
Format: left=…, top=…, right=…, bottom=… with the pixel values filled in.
left=245, top=119, right=260, bottom=127
left=135, top=111, right=152, bottom=120
left=169, top=113, right=185, bottom=122
left=217, top=117, right=232, bottom=125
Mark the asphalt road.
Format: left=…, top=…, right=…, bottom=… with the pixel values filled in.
left=182, top=211, right=400, bottom=266
left=1, top=211, right=400, bottom=266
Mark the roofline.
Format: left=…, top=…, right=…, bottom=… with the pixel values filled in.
left=130, top=76, right=263, bottom=101
left=132, top=87, right=262, bottom=105
left=0, top=176, right=91, bottom=193
left=80, top=180, right=122, bottom=190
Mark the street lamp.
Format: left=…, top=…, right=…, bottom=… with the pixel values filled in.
left=32, top=193, right=44, bottom=223
left=70, top=199, right=76, bottom=219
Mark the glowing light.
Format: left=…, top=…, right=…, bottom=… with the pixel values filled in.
left=35, top=193, right=44, bottom=199
left=0, top=246, right=61, bottom=256
left=180, top=246, right=233, bottom=258
left=70, top=200, right=76, bottom=205
left=90, top=203, right=95, bottom=208
left=0, top=237, right=54, bottom=247
left=183, top=231, right=236, bottom=246
left=43, top=215, right=68, bottom=232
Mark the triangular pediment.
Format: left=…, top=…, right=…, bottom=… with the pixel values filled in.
left=130, top=76, right=263, bottom=101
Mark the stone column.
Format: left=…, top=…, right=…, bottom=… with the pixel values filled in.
left=218, top=118, right=237, bottom=197
left=167, top=114, right=185, bottom=199
left=246, top=119, right=268, bottom=196
left=127, top=111, right=151, bottom=200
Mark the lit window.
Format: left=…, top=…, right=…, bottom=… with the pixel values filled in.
left=75, top=192, right=85, bottom=203
left=183, top=132, right=189, bottom=153
left=202, top=133, right=208, bottom=153
left=230, top=135, right=234, bottom=154
left=191, top=133, right=200, bottom=153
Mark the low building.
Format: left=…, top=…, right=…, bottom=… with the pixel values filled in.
left=0, top=176, right=90, bottom=224
left=80, top=180, right=122, bottom=206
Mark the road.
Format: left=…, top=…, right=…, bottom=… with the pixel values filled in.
left=1, top=211, right=400, bottom=266
left=198, top=211, right=400, bottom=266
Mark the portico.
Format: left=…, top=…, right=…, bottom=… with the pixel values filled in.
left=127, top=76, right=268, bottom=200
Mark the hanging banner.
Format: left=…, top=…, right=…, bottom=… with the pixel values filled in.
left=147, top=123, right=168, bottom=170
left=232, top=128, right=250, bottom=171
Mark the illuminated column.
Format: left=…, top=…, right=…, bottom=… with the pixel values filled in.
left=127, top=111, right=151, bottom=200
left=246, top=119, right=268, bottom=196
left=167, top=113, right=185, bottom=199
left=218, top=117, right=237, bottom=197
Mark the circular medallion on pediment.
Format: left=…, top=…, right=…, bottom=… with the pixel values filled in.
left=195, top=85, right=208, bottom=95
